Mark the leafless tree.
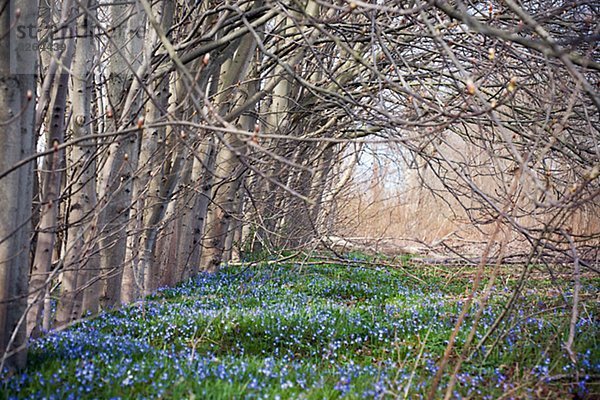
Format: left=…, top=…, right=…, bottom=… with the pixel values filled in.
left=0, top=1, right=597, bottom=391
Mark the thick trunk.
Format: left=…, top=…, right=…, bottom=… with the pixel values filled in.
left=0, top=0, right=37, bottom=370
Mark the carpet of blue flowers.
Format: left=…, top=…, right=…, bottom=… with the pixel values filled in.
left=2, top=261, right=598, bottom=399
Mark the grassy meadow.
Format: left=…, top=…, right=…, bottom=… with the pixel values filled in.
left=2, top=258, right=598, bottom=399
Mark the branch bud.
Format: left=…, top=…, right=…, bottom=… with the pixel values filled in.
left=507, top=77, right=517, bottom=93
left=466, top=80, right=476, bottom=95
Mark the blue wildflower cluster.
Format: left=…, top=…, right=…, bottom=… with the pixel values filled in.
left=1, top=263, right=598, bottom=399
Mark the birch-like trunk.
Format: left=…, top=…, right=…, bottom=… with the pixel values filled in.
left=55, top=1, right=98, bottom=326
left=76, top=1, right=100, bottom=317
left=27, top=49, right=73, bottom=336
left=0, top=0, right=38, bottom=370
left=99, top=2, right=144, bottom=308
left=199, top=16, right=260, bottom=272
left=175, top=134, right=218, bottom=279
left=174, top=66, right=224, bottom=279
left=121, top=0, right=174, bottom=301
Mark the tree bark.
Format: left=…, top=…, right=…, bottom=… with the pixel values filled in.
left=0, top=0, right=38, bottom=371
left=55, top=0, right=98, bottom=326
left=121, top=0, right=174, bottom=301
left=199, top=11, right=260, bottom=272
left=99, top=2, right=144, bottom=307
left=27, top=48, right=72, bottom=336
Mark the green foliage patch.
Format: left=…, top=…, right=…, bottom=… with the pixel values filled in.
left=2, top=261, right=598, bottom=399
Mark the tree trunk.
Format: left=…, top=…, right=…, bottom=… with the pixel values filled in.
left=121, top=0, right=174, bottom=301
left=55, top=0, right=98, bottom=326
left=199, top=17, right=260, bottom=272
left=76, top=1, right=101, bottom=317
left=27, top=48, right=72, bottom=336
left=175, top=134, right=218, bottom=279
left=0, top=0, right=38, bottom=371
left=99, top=2, right=144, bottom=308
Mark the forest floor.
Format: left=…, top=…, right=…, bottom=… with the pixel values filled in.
left=2, top=256, right=598, bottom=399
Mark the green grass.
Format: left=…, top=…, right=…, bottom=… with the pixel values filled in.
left=2, top=261, right=598, bottom=399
